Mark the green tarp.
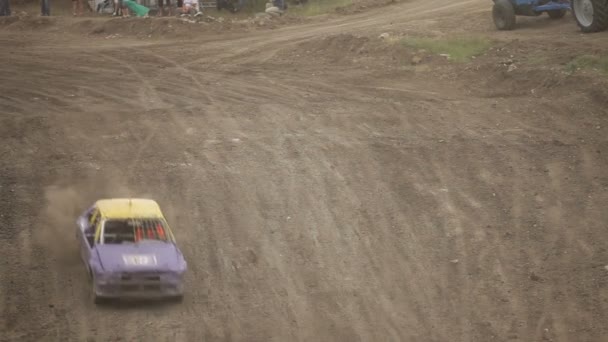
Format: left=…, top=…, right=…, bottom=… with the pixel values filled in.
left=123, top=0, right=150, bottom=17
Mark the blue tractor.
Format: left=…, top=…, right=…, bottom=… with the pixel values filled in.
left=492, top=0, right=571, bottom=30
left=492, top=0, right=608, bottom=32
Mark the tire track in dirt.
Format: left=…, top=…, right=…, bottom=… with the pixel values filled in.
left=126, top=47, right=215, bottom=105
left=0, top=115, right=60, bottom=341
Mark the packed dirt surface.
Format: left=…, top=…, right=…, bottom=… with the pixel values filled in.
left=1, top=0, right=608, bottom=341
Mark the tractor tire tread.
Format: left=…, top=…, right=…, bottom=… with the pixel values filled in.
left=493, top=0, right=517, bottom=30
left=597, top=0, right=608, bottom=31
left=574, top=0, right=608, bottom=32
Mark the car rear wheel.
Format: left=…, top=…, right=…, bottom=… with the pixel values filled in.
left=93, top=292, right=106, bottom=304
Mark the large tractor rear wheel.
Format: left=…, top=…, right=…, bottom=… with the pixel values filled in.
left=493, top=0, right=517, bottom=30
left=572, top=0, right=608, bottom=32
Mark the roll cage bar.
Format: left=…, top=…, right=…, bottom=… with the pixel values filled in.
left=92, top=216, right=177, bottom=245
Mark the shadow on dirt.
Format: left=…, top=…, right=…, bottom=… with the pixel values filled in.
left=95, top=297, right=186, bottom=310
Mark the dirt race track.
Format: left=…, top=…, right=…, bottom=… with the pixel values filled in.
left=1, top=0, right=608, bottom=341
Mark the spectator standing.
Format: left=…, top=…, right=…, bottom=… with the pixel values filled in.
left=113, top=0, right=123, bottom=16
left=273, top=0, right=285, bottom=10
left=217, top=0, right=236, bottom=12
left=182, top=0, right=201, bottom=15
left=0, top=0, right=11, bottom=16
left=157, top=0, right=172, bottom=16
left=265, top=0, right=283, bottom=15
left=41, top=0, right=50, bottom=16
left=72, top=0, right=83, bottom=16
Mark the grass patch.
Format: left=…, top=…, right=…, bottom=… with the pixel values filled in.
left=527, top=54, right=549, bottom=65
left=401, top=36, right=492, bottom=62
left=290, top=0, right=354, bottom=16
left=566, top=55, right=608, bottom=74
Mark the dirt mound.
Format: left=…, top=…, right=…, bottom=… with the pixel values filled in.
left=0, top=15, right=57, bottom=31
left=459, top=39, right=608, bottom=100
left=473, top=66, right=569, bottom=98
left=301, top=33, right=373, bottom=59
left=85, top=14, right=308, bottom=38
left=0, top=16, right=20, bottom=26
left=83, top=17, right=230, bottom=39
left=0, top=12, right=307, bottom=39
left=274, top=32, right=464, bottom=74
left=276, top=33, right=418, bottom=70
left=335, top=0, right=404, bottom=15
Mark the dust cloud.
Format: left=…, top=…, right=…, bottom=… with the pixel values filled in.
left=34, top=178, right=135, bottom=262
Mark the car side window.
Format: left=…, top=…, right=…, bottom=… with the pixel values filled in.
left=91, top=210, right=100, bottom=227
left=91, top=210, right=103, bottom=244
left=90, top=210, right=100, bottom=230
left=85, top=206, right=95, bottom=222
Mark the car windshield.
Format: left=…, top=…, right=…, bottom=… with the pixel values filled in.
left=102, top=218, right=170, bottom=244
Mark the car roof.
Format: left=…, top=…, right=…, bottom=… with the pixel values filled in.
left=95, top=198, right=164, bottom=220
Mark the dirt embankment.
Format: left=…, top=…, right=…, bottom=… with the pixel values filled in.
left=1, top=0, right=404, bottom=39
left=335, top=0, right=404, bottom=15
left=0, top=14, right=311, bottom=40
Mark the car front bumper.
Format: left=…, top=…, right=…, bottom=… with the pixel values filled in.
left=93, top=274, right=184, bottom=299
left=94, top=283, right=184, bottom=299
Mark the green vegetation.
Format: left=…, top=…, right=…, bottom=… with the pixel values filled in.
left=526, top=54, right=549, bottom=65
left=566, top=55, right=608, bottom=74
left=401, top=36, right=492, bottom=62
left=290, top=0, right=354, bottom=16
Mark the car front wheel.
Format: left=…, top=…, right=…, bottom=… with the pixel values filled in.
left=90, top=275, right=107, bottom=304
left=170, top=295, right=184, bottom=303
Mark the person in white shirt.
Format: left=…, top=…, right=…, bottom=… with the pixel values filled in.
left=157, top=0, right=172, bottom=16
left=182, top=0, right=201, bottom=15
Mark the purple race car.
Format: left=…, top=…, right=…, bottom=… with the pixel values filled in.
left=76, top=198, right=187, bottom=304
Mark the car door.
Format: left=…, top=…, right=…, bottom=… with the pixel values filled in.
left=77, top=206, right=92, bottom=262
left=77, top=206, right=98, bottom=266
